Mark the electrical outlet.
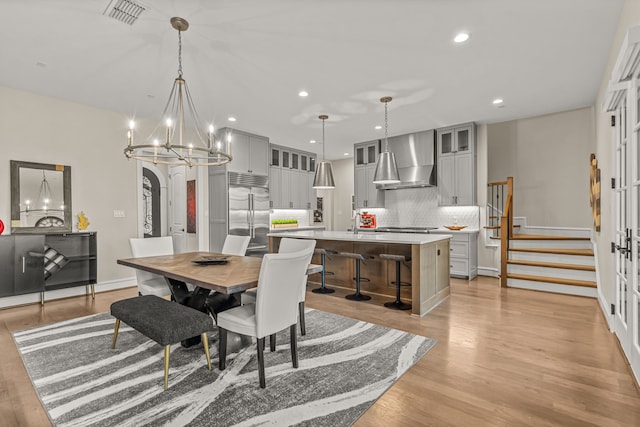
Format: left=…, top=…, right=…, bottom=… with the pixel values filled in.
left=113, top=210, right=125, bottom=218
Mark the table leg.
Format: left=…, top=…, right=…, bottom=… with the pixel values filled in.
left=165, top=278, right=211, bottom=348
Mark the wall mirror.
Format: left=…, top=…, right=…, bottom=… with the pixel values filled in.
left=10, top=160, right=72, bottom=234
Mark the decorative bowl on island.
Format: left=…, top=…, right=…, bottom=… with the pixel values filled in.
left=444, top=225, right=467, bottom=231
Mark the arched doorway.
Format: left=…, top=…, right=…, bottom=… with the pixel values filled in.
left=143, top=167, right=161, bottom=237
left=137, top=163, right=168, bottom=238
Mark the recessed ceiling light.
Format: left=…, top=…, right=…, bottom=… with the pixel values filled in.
left=375, top=125, right=382, bottom=130
left=454, top=33, right=469, bottom=43
left=228, top=116, right=237, bottom=122
left=299, top=91, right=309, bottom=97
left=492, top=98, right=504, bottom=105
left=310, top=140, right=316, bottom=144
left=344, top=152, right=349, bottom=156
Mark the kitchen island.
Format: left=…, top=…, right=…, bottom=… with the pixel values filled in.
left=268, top=230, right=451, bottom=316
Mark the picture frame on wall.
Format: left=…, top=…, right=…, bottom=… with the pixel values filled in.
left=187, top=180, right=196, bottom=233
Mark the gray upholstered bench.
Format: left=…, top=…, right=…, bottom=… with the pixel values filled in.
left=110, top=295, right=214, bottom=390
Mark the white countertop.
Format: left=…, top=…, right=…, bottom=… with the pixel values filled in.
left=267, top=230, right=451, bottom=245
left=430, top=228, right=480, bottom=235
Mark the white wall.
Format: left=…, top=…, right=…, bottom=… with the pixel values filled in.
left=0, top=86, right=157, bottom=288
left=594, top=0, right=640, bottom=311
left=487, top=107, right=595, bottom=228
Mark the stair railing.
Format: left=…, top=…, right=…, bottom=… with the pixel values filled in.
left=487, top=177, right=513, bottom=287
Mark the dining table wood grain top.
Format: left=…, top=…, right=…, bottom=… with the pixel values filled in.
left=118, top=251, right=263, bottom=294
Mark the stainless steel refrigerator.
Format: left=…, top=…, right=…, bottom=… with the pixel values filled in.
left=227, top=172, right=270, bottom=256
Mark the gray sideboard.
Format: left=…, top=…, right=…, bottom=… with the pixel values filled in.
left=0, top=232, right=97, bottom=303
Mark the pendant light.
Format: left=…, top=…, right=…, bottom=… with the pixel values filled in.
left=373, top=96, right=400, bottom=184
left=313, top=114, right=336, bottom=189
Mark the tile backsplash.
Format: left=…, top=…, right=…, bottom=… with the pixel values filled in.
left=360, top=187, right=480, bottom=228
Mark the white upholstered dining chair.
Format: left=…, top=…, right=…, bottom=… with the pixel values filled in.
left=217, top=246, right=315, bottom=388
left=221, top=235, right=251, bottom=256
left=204, top=234, right=252, bottom=319
left=128, top=236, right=174, bottom=298
left=240, top=238, right=317, bottom=337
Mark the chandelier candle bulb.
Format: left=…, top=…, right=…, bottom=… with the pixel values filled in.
left=127, top=120, right=134, bottom=147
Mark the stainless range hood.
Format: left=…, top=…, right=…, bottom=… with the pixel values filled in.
left=376, top=130, right=436, bottom=189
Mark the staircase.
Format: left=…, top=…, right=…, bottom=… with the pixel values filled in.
left=505, top=226, right=596, bottom=297
left=488, top=178, right=597, bottom=297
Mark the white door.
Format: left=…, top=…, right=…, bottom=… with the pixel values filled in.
left=614, top=97, right=632, bottom=355
left=169, top=165, right=187, bottom=253
left=629, top=76, right=640, bottom=380
left=613, top=80, right=640, bottom=381
left=609, top=28, right=640, bottom=383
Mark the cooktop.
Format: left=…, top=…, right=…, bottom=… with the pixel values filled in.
left=375, top=226, right=439, bottom=234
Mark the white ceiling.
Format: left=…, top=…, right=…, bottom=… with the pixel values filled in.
left=0, top=0, right=623, bottom=160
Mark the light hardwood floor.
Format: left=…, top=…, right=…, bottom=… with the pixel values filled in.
left=1, top=276, right=639, bottom=426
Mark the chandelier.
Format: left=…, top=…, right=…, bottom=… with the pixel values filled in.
left=20, top=171, right=64, bottom=219
left=312, top=114, right=336, bottom=189
left=124, top=17, right=232, bottom=167
left=373, top=96, right=400, bottom=184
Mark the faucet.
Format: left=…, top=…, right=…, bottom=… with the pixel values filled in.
left=353, top=211, right=361, bottom=234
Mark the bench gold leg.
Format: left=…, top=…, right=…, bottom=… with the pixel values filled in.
left=164, top=345, right=170, bottom=390
left=202, top=333, right=211, bottom=370
left=112, top=319, right=120, bottom=349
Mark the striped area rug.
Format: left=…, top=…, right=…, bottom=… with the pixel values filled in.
left=13, top=309, right=435, bottom=426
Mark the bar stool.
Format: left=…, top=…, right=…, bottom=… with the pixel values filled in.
left=312, top=248, right=337, bottom=294
left=337, top=252, right=375, bottom=301
left=380, top=253, right=411, bottom=310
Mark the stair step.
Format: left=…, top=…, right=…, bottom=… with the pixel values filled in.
left=507, top=259, right=595, bottom=271
left=512, top=233, right=590, bottom=241
left=507, top=273, right=596, bottom=288
left=510, top=247, right=594, bottom=256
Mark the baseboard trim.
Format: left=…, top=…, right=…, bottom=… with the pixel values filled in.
left=0, top=277, right=136, bottom=309
left=478, top=267, right=500, bottom=278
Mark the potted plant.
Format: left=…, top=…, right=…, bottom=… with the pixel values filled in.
left=271, top=219, right=299, bottom=229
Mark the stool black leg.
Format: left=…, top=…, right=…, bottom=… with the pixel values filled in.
left=384, top=260, right=411, bottom=310
left=346, top=259, right=371, bottom=301
left=312, top=253, right=335, bottom=294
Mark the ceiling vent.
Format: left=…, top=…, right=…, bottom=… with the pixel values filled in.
left=103, top=0, right=146, bottom=25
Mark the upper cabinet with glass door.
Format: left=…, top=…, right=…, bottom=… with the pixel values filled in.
left=437, top=124, right=473, bottom=157
left=436, top=123, right=476, bottom=206
left=355, top=142, right=379, bottom=166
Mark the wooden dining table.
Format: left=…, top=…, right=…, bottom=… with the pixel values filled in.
left=117, top=251, right=322, bottom=347
left=118, top=251, right=263, bottom=346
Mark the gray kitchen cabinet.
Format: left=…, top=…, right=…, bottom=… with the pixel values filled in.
left=437, top=123, right=476, bottom=206
left=355, top=141, right=379, bottom=166
left=354, top=163, right=385, bottom=208
left=269, top=165, right=281, bottom=208
left=269, top=143, right=316, bottom=209
left=430, top=230, right=478, bottom=279
left=354, top=140, right=384, bottom=209
left=0, top=232, right=97, bottom=300
left=224, top=128, right=269, bottom=176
